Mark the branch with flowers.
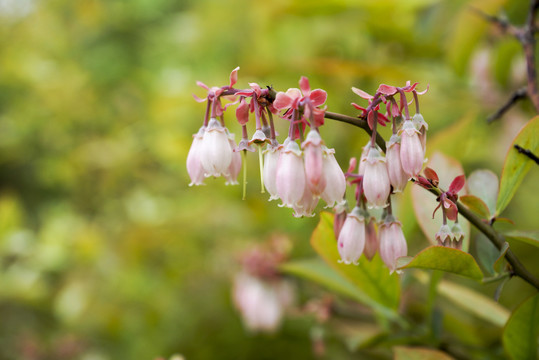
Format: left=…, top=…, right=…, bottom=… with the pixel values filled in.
left=188, top=67, right=539, bottom=291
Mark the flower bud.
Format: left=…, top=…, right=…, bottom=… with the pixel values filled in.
left=435, top=224, right=454, bottom=247
left=399, top=120, right=424, bottom=177
left=379, top=218, right=407, bottom=273
left=333, top=206, right=347, bottom=240
left=302, top=130, right=326, bottom=196
left=263, top=144, right=282, bottom=200
left=337, top=207, right=366, bottom=265
left=200, top=118, right=233, bottom=178
left=320, top=146, right=346, bottom=208
left=386, top=135, right=409, bottom=192
left=276, top=139, right=306, bottom=208
left=363, top=147, right=390, bottom=208
left=186, top=127, right=206, bottom=186
left=364, top=217, right=378, bottom=261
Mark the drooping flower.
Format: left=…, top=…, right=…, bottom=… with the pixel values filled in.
left=379, top=218, right=407, bottom=273
left=412, top=113, right=428, bottom=155
left=186, top=127, right=206, bottom=186
left=435, top=224, right=454, bottom=247
left=451, top=222, right=465, bottom=250
left=357, top=142, right=370, bottom=176
left=263, top=143, right=282, bottom=201
left=200, top=118, right=234, bottom=178
left=320, top=146, right=346, bottom=208
left=386, top=134, right=409, bottom=192
left=333, top=203, right=348, bottom=240
left=225, top=134, right=241, bottom=185
left=293, top=182, right=319, bottom=218
left=337, top=207, right=366, bottom=265
left=399, top=119, right=424, bottom=177
left=302, top=130, right=326, bottom=196
left=363, top=147, right=390, bottom=208
left=276, top=139, right=306, bottom=208
left=364, top=217, right=379, bottom=261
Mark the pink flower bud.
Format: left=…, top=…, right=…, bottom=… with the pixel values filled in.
left=337, top=207, right=366, bottom=265
left=386, top=135, right=409, bottom=192
left=263, top=144, right=282, bottom=201
left=302, top=130, right=326, bottom=196
left=186, top=127, right=206, bottom=186
left=200, top=118, right=233, bottom=178
left=363, top=147, right=390, bottom=209
left=293, top=182, right=319, bottom=218
left=399, top=120, right=424, bottom=177
left=276, top=139, right=306, bottom=208
left=225, top=135, right=241, bottom=185
left=320, top=147, right=346, bottom=208
left=333, top=207, right=347, bottom=240
left=435, top=224, right=454, bottom=247
left=379, top=219, right=407, bottom=273
left=364, top=217, right=379, bottom=261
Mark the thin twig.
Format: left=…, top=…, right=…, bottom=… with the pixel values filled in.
left=324, top=111, right=387, bottom=152
left=514, top=144, right=539, bottom=164
left=487, top=87, right=528, bottom=124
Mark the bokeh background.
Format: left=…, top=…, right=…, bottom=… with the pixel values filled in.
left=0, top=0, right=538, bottom=359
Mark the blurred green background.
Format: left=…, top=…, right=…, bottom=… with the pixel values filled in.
left=0, top=0, right=538, bottom=359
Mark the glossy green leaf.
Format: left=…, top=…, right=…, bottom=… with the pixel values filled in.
left=475, top=233, right=500, bottom=276
left=310, top=212, right=401, bottom=320
left=394, top=346, right=455, bottom=360
left=411, top=152, right=470, bottom=251
left=466, top=169, right=499, bottom=214
left=503, top=230, right=539, bottom=248
left=414, top=271, right=510, bottom=326
left=460, top=195, right=491, bottom=219
left=493, top=242, right=510, bottom=274
left=497, top=116, right=539, bottom=215
left=503, top=293, right=539, bottom=360
left=398, top=246, right=483, bottom=280
left=279, top=258, right=372, bottom=304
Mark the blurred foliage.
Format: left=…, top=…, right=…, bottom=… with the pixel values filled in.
left=0, top=0, right=538, bottom=359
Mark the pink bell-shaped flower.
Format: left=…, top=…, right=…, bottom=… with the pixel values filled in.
left=200, top=118, right=233, bottom=178
left=302, top=130, right=326, bottom=196
left=399, top=120, right=424, bottom=177
left=263, top=144, right=282, bottom=201
left=276, top=139, right=306, bottom=208
left=386, top=135, right=409, bottom=192
left=364, top=217, right=379, bottom=261
left=379, top=217, right=407, bottom=273
left=293, top=182, right=319, bottom=218
left=186, top=127, right=206, bottom=186
left=363, top=147, right=390, bottom=209
left=337, top=207, right=366, bottom=265
left=320, top=146, right=346, bottom=208
left=451, top=222, right=465, bottom=250
left=225, top=134, right=241, bottom=185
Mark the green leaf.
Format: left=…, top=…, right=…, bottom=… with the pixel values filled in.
left=411, top=152, right=470, bottom=251
left=414, top=271, right=510, bottom=327
left=279, top=258, right=372, bottom=304
left=503, top=293, right=539, bottom=360
left=503, top=230, right=539, bottom=248
left=394, top=346, right=455, bottom=360
left=310, top=212, right=401, bottom=320
left=467, top=169, right=499, bottom=214
left=475, top=233, right=502, bottom=276
left=460, top=195, right=491, bottom=219
left=497, top=116, right=539, bottom=215
left=493, top=242, right=510, bottom=274
left=398, top=246, right=483, bottom=280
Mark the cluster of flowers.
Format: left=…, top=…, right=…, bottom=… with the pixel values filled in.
left=332, top=83, right=429, bottom=272
left=232, top=236, right=295, bottom=333
left=188, top=69, right=467, bottom=274
left=187, top=68, right=346, bottom=217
